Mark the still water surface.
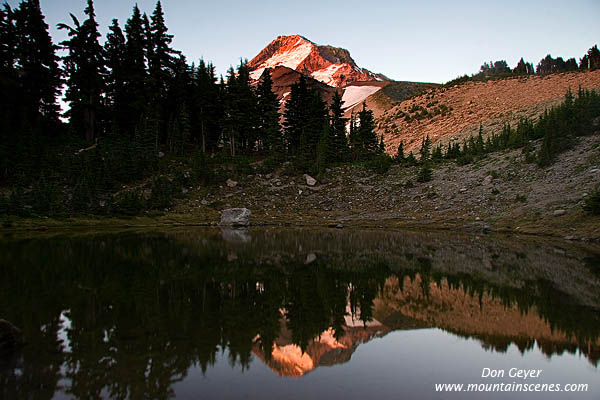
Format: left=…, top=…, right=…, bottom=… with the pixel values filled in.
left=1, top=228, right=599, bottom=399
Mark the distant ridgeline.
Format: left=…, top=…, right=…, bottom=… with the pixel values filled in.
left=0, top=229, right=598, bottom=397
left=0, top=0, right=599, bottom=218
left=444, top=45, right=600, bottom=87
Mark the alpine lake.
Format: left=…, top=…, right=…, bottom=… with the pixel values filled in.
left=1, top=227, right=599, bottom=399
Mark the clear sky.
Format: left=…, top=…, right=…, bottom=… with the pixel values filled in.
left=6, top=0, right=600, bottom=83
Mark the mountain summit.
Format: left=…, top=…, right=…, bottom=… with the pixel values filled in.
left=248, top=35, right=388, bottom=87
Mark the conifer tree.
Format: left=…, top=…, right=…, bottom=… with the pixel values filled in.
left=305, top=91, right=328, bottom=159
left=357, top=102, right=377, bottom=158
left=104, top=19, right=126, bottom=134
left=256, top=68, right=281, bottom=155
left=579, top=45, right=600, bottom=71
left=378, top=134, right=385, bottom=154
left=395, top=140, right=405, bottom=163
left=283, top=75, right=311, bottom=155
left=223, top=66, right=240, bottom=157
left=419, top=135, right=431, bottom=161
left=223, top=61, right=258, bottom=156
left=148, top=1, right=176, bottom=90
left=59, top=0, right=106, bottom=141
left=123, top=4, right=148, bottom=136
left=329, top=91, right=348, bottom=162
left=475, top=124, right=485, bottom=154
left=5, top=0, right=61, bottom=138
left=405, top=151, right=417, bottom=166
left=0, top=4, right=17, bottom=138
left=13, top=0, right=61, bottom=132
left=236, top=60, right=259, bottom=153
left=417, top=161, right=433, bottom=182
left=147, top=1, right=179, bottom=144
left=193, top=59, right=220, bottom=153
left=432, top=144, right=443, bottom=160
left=348, top=112, right=359, bottom=160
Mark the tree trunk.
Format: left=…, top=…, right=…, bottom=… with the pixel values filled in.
left=201, top=119, right=206, bottom=154
left=83, top=107, right=95, bottom=142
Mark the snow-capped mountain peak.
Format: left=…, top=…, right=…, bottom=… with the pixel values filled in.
left=248, top=35, right=388, bottom=88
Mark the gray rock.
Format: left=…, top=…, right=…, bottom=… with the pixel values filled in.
left=158, top=151, right=165, bottom=158
left=553, top=209, right=567, bottom=217
left=483, top=175, right=493, bottom=185
left=0, top=319, right=23, bottom=355
left=226, top=179, right=238, bottom=188
left=304, top=174, right=317, bottom=186
left=220, top=208, right=251, bottom=227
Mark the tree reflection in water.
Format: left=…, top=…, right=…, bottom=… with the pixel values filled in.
left=0, top=228, right=599, bottom=398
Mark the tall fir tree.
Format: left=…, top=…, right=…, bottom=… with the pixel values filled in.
left=59, top=0, right=106, bottom=141
left=145, top=2, right=180, bottom=146
left=348, top=112, right=359, bottom=160
left=329, top=91, right=348, bottom=162
left=12, top=0, right=62, bottom=133
left=223, top=66, right=240, bottom=157
left=579, top=45, right=600, bottom=71
left=357, top=102, right=377, bottom=159
left=256, top=68, right=281, bottom=155
left=419, top=135, right=431, bottom=161
left=123, top=4, right=148, bottom=136
left=148, top=1, right=177, bottom=105
left=395, top=140, right=405, bottom=162
left=283, top=75, right=312, bottom=155
left=378, top=134, right=385, bottom=154
left=234, top=60, right=259, bottom=153
left=0, top=5, right=18, bottom=181
left=305, top=91, right=328, bottom=160
left=193, top=59, right=220, bottom=153
left=104, top=18, right=126, bottom=135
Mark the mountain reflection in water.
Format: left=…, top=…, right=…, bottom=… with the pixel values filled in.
left=0, top=228, right=599, bottom=399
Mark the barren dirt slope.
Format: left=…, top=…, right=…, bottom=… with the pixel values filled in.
left=376, top=70, right=600, bottom=154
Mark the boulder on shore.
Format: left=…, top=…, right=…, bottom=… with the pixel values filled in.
left=303, top=174, right=317, bottom=186
left=220, top=208, right=251, bottom=227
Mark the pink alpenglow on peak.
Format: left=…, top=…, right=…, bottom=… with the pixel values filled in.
left=248, top=35, right=389, bottom=88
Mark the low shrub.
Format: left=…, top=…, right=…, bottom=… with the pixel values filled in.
left=583, top=185, right=600, bottom=215
left=366, top=154, right=392, bottom=174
